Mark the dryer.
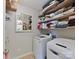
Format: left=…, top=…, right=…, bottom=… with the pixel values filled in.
left=47, top=38, right=75, bottom=59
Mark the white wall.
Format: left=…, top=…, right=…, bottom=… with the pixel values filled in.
left=5, top=5, right=40, bottom=58
left=54, top=28, right=75, bottom=39
left=41, top=28, right=75, bottom=39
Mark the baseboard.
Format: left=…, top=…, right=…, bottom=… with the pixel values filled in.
left=13, top=52, right=33, bottom=59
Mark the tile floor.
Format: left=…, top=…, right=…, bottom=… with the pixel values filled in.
left=19, top=53, right=34, bottom=59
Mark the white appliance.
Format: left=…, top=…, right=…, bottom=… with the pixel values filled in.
left=47, top=38, right=75, bottom=59
left=33, top=34, right=52, bottom=59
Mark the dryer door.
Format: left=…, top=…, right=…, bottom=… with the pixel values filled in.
left=47, top=48, right=62, bottom=59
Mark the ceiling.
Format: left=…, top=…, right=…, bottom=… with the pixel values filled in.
left=18, top=0, right=49, bottom=11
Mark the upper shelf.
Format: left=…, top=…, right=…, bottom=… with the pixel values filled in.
left=39, top=0, right=75, bottom=17
left=39, top=7, right=75, bottom=23
left=50, top=7, right=75, bottom=19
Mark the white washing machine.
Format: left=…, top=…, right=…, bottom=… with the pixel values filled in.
left=33, top=34, right=52, bottom=59
left=47, top=38, right=75, bottom=59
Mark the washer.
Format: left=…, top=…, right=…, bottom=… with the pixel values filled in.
left=47, top=38, right=75, bottom=59
left=33, top=34, right=52, bottom=59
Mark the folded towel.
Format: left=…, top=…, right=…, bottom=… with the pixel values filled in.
left=58, top=21, right=68, bottom=25
left=55, top=24, right=68, bottom=28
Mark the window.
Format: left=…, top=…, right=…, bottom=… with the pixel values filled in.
left=16, top=13, right=32, bottom=32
